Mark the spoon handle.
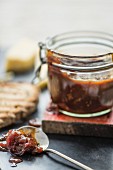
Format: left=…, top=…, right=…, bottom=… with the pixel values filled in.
left=45, top=148, right=94, bottom=170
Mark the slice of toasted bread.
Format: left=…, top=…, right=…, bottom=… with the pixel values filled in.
left=0, top=82, right=39, bottom=129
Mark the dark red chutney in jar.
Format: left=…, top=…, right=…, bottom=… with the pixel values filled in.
left=47, top=51, right=113, bottom=115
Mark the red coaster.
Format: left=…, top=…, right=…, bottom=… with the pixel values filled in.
left=42, top=102, right=113, bottom=137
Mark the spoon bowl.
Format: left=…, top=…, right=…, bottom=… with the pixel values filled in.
left=18, top=126, right=94, bottom=170
left=18, top=126, right=49, bottom=151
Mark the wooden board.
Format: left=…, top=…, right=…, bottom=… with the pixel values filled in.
left=42, top=104, right=113, bottom=138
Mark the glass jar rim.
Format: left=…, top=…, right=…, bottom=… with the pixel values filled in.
left=46, top=31, right=113, bottom=58
left=40, top=31, right=113, bottom=72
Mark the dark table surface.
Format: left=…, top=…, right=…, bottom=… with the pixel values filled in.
left=0, top=49, right=113, bottom=170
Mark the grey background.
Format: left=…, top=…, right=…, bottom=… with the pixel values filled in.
left=0, top=0, right=113, bottom=47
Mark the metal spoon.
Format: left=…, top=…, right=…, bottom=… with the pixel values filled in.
left=18, top=126, right=94, bottom=170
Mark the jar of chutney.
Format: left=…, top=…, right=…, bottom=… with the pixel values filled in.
left=37, top=31, right=113, bottom=117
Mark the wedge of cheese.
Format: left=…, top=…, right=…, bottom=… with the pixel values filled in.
left=5, top=39, right=38, bottom=72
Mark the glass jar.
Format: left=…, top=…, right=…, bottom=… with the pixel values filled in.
left=37, top=31, right=113, bottom=117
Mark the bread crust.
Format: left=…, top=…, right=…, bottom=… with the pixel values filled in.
left=0, top=82, right=39, bottom=129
